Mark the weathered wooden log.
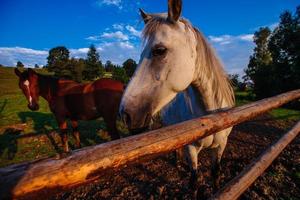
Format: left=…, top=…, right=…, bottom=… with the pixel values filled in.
left=210, top=121, right=300, bottom=200
left=0, top=89, right=300, bottom=199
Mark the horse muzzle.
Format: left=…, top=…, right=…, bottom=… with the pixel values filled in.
left=28, top=103, right=39, bottom=111
left=119, top=106, right=152, bottom=132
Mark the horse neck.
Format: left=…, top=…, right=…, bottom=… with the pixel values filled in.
left=191, top=30, right=235, bottom=111
left=38, top=75, right=56, bottom=103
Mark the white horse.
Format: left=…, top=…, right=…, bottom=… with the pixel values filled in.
left=119, top=0, right=235, bottom=192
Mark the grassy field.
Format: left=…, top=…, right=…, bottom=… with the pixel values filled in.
left=0, top=66, right=299, bottom=167
left=235, top=91, right=300, bottom=120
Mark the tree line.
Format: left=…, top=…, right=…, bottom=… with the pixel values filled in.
left=46, top=45, right=137, bottom=83
left=244, top=6, right=300, bottom=99
left=15, top=45, right=137, bottom=84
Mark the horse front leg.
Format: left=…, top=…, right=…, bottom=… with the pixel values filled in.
left=211, top=143, right=226, bottom=191
left=185, top=144, right=203, bottom=199
left=211, top=129, right=231, bottom=190
left=71, top=120, right=81, bottom=148
left=107, top=122, right=120, bottom=140
left=104, top=116, right=120, bottom=140
left=58, top=121, right=69, bottom=154
left=174, top=147, right=185, bottom=167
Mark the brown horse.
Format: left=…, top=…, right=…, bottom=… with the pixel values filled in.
left=15, top=68, right=124, bottom=154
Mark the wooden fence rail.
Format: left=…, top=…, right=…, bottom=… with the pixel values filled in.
left=0, top=89, right=300, bottom=199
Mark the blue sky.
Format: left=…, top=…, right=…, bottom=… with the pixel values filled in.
left=0, top=0, right=299, bottom=75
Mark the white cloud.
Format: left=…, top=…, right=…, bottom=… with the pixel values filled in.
left=101, top=31, right=129, bottom=41
left=96, top=0, right=122, bottom=9
left=84, top=23, right=142, bottom=64
left=85, top=35, right=101, bottom=41
left=0, top=47, right=48, bottom=67
left=238, top=34, right=254, bottom=42
left=209, top=34, right=254, bottom=45
left=209, top=35, right=232, bottom=43
left=119, top=41, right=134, bottom=49
left=86, top=23, right=141, bottom=43
left=95, top=0, right=143, bottom=11
left=0, top=47, right=94, bottom=67
left=112, top=23, right=124, bottom=30
left=126, top=25, right=141, bottom=37
left=0, top=47, right=47, bottom=56
left=96, top=41, right=139, bottom=64
left=208, top=34, right=254, bottom=75
left=70, top=48, right=90, bottom=59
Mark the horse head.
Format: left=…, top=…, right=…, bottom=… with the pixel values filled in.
left=119, top=0, right=199, bottom=130
left=15, top=68, right=40, bottom=111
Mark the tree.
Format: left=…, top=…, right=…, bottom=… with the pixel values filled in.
left=105, top=60, right=115, bottom=72
left=244, top=27, right=273, bottom=98
left=34, top=64, right=39, bottom=69
left=69, top=58, right=85, bottom=82
left=228, top=74, right=240, bottom=88
left=229, top=74, right=247, bottom=91
left=16, top=61, right=24, bottom=68
left=244, top=5, right=300, bottom=100
left=122, top=59, right=137, bottom=78
left=112, top=66, right=129, bottom=83
left=46, top=46, right=70, bottom=77
left=268, top=9, right=300, bottom=94
left=83, top=45, right=103, bottom=81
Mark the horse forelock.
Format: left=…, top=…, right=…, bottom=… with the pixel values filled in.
left=141, top=15, right=183, bottom=44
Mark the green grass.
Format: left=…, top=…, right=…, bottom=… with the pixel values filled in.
left=234, top=90, right=300, bottom=121
left=0, top=66, right=21, bottom=96
left=270, top=108, right=300, bottom=120
left=0, top=66, right=299, bottom=167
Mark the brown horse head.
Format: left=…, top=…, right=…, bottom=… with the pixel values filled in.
left=15, top=68, right=40, bottom=111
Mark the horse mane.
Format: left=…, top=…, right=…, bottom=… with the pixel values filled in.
left=142, top=16, right=235, bottom=110
left=191, top=24, right=235, bottom=109
left=36, top=73, right=83, bottom=96
left=35, top=73, right=59, bottom=97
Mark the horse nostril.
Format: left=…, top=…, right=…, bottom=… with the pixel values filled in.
left=123, top=112, right=131, bottom=127
left=28, top=103, right=39, bottom=111
left=121, top=111, right=131, bottom=128
left=144, top=113, right=152, bottom=127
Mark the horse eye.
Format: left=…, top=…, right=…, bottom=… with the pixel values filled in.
left=152, top=46, right=167, bottom=57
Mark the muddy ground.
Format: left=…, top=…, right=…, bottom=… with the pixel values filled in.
left=27, top=115, right=300, bottom=200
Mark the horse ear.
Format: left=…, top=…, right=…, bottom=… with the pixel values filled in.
left=15, top=68, right=21, bottom=77
left=167, top=0, right=182, bottom=23
left=139, top=8, right=152, bottom=24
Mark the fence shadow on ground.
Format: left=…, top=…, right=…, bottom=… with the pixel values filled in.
left=17, top=111, right=110, bottom=151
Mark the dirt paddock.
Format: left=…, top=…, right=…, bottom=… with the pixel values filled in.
left=19, top=115, right=300, bottom=200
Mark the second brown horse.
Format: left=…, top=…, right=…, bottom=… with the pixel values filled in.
left=15, top=68, right=124, bottom=154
